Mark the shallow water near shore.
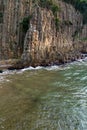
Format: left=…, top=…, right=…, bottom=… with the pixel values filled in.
left=0, top=58, right=87, bottom=130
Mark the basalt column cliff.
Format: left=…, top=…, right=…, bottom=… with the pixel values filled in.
left=0, top=0, right=87, bottom=68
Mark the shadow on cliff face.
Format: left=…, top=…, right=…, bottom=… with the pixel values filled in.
left=18, top=15, right=32, bottom=54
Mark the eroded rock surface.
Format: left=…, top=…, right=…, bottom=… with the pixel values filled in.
left=0, top=0, right=87, bottom=68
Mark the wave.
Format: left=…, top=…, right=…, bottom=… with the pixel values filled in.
left=21, top=66, right=44, bottom=72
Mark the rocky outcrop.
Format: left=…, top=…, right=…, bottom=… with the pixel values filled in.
left=0, top=0, right=87, bottom=68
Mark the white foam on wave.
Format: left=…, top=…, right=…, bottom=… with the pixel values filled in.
left=68, top=57, right=87, bottom=66
left=0, top=75, right=7, bottom=85
left=81, top=76, right=87, bottom=81
left=0, top=77, right=4, bottom=82
left=73, top=72, right=79, bottom=76
left=20, top=65, right=62, bottom=72
left=21, top=66, right=44, bottom=72
left=77, top=59, right=84, bottom=62
left=73, top=86, right=87, bottom=99
left=2, top=70, right=16, bottom=75
left=45, top=65, right=72, bottom=71
left=45, top=65, right=59, bottom=71
left=21, top=66, right=34, bottom=72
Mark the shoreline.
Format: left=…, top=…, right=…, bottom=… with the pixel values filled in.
left=0, top=53, right=87, bottom=73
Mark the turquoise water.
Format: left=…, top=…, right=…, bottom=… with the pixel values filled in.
left=0, top=59, right=87, bottom=130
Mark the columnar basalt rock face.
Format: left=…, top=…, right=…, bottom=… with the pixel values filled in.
left=22, top=1, right=87, bottom=66
left=0, top=0, right=87, bottom=67
left=0, top=0, right=30, bottom=60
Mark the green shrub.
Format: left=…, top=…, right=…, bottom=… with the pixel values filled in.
left=80, top=37, right=87, bottom=41
left=55, top=18, right=60, bottom=30
left=39, top=0, right=53, bottom=9
left=0, top=12, right=3, bottom=17
left=51, top=4, right=60, bottom=16
left=39, top=0, right=60, bottom=16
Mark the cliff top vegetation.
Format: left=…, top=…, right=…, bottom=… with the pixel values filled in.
left=62, top=0, right=87, bottom=24
left=31, top=0, right=87, bottom=24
